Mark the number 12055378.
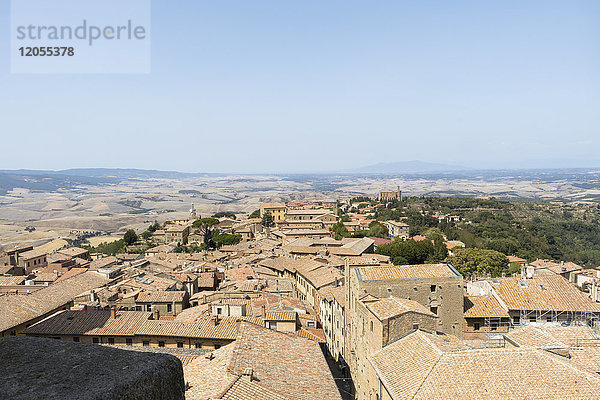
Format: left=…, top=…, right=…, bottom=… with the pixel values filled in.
left=19, top=47, right=74, bottom=56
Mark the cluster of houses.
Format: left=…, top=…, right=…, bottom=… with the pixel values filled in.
left=2, top=197, right=600, bottom=399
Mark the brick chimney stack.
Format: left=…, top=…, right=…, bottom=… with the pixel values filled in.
left=110, top=306, right=117, bottom=319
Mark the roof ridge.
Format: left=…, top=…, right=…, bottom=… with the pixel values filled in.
left=534, top=347, right=600, bottom=384
left=409, top=351, right=443, bottom=400
left=418, top=331, right=446, bottom=355
left=216, top=373, right=241, bottom=399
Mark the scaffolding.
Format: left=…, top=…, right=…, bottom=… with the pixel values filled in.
left=516, top=309, right=600, bottom=328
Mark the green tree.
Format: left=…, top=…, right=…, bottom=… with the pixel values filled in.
left=249, top=209, right=261, bottom=218
left=447, top=248, right=509, bottom=277
left=213, top=232, right=243, bottom=247
left=261, top=212, right=275, bottom=228
left=123, top=229, right=138, bottom=245
left=213, top=211, right=237, bottom=219
left=367, top=221, right=388, bottom=238
left=330, top=221, right=350, bottom=240
left=376, top=239, right=434, bottom=265
left=192, top=218, right=220, bottom=247
left=147, top=221, right=160, bottom=233
left=91, top=239, right=126, bottom=255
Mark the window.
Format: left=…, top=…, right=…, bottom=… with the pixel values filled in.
left=529, top=316, right=536, bottom=323
left=158, top=341, right=165, bottom=347
left=490, top=323, right=498, bottom=331
left=10, top=330, right=16, bottom=336
left=413, top=323, right=419, bottom=330
left=474, top=322, right=480, bottom=331
left=217, top=307, right=222, bottom=315
left=73, top=337, right=80, bottom=342
left=147, top=305, right=152, bottom=312
left=546, top=316, right=552, bottom=323
left=430, top=285, right=437, bottom=293
left=514, top=316, right=520, bottom=325
left=195, top=343, right=201, bottom=349
left=126, top=338, right=133, bottom=346
left=167, top=303, right=173, bottom=313
left=93, top=337, right=100, bottom=344
left=370, top=321, right=374, bottom=332
left=177, top=342, right=184, bottom=348
left=143, top=340, right=150, bottom=347
left=108, top=338, right=115, bottom=345
left=268, top=321, right=277, bottom=330
left=430, top=306, right=438, bottom=315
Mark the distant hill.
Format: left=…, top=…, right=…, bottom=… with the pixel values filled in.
left=57, top=168, right=199, bottom=179
left=0, top=169, right=220, bottom=180
left=351, top=160, right=468, bottom=174
left=0, top=171, right=117, bottom=195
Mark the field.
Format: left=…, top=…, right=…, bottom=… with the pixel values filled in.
left=1, top=168, right=600, bottom=251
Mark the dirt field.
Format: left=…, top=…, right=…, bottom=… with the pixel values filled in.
left=1, top=171, right=599, bottom=251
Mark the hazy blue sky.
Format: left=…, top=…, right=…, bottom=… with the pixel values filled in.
left=1, top=1, right=599, bottom=173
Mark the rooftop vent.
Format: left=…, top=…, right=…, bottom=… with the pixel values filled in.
left=242, top=368, right=254, bottom=382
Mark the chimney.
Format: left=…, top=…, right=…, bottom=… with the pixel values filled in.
left=110, top=306, right=117, bottom=319
left=154, top=309, right=160, bottom=320
left=241, top=368, right=254, bottom=382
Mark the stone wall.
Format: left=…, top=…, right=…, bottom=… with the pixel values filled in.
left=0, top=336, right=185, bottom=400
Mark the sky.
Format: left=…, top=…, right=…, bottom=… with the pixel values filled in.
left=0, top=1, right=599, bottom=173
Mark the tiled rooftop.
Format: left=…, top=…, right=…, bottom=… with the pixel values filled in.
left=264, top=311, right=296, bottom=321
left=357, top=263, right=460, bottom=281
left=184, top=322, right=341, bottom=399
left=0, top=271, right=110, bottom=333
left=25, top=310, right=241, bottom=340
left=369, top=329, right=600, bottom=399
left=365, top=296, right=436, bottom=320
left=491, top=275, right=600, bottom=312
left=464, top=295, right=510, bottom=318
left=136, top=290, right=186, bottom=303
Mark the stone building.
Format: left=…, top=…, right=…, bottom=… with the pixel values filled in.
left=345, top=262, right=464, bottom=398
left=319, top=286, right=347, bottom=364
left=135, top=291, right=189, bottom=316
left=347, top=263, right=464, bottom=339
left=383, top=220, right=410, bottom=239
left=165, top=225, right=190, bottom=245
left=17, top=249, right=47, bottom=274
left=25, top=309, right=241, bottom=350
left=351, top=296, right=439, bottom=399
left=378, top=187, right=402, bottom=202
left=259, top=202, right=287, bottom=222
